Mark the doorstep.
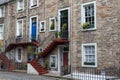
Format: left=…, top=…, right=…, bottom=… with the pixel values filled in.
left=12, top=70, right=27, bottom=73
left=43, top=71, right=73, bottom=80
left=43, top=71, right=60, bottom=76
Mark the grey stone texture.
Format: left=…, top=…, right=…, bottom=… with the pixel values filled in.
left=0, top=0, right=120, bottom=69
left=0, top=71, right=70, bottom=80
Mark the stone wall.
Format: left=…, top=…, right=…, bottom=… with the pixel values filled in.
left=0, top=0, right=120, bottom=69
left=71, top=0, right=120, bottom=68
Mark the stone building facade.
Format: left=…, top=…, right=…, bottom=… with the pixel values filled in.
left=0, top=0, right=120, bottom=75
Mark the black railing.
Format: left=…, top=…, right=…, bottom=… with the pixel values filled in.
left=59, top=30, right=68, bottom=39
left=14, top=62, right=27, bottom=70
left=5, top=35, right=41, bottom=47
left=71, top=66, right=120, bottom=80
left=61, top=65, right=71, bottom=76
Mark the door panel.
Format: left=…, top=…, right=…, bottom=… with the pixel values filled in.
left=63, top=52, right=68, bottom=66
left=31, top=22, right=36, bottom=41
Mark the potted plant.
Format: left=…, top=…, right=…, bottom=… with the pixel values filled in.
left=63, top=65, right=68, bottom=75
left=61, top=23, right=68, bottom=38
left=82, top=22, right=89, bottom=29
left=27, top=45, right=32, bottom=53
left=50, top=21, right=55, bottom=30
left=34, top=51, right=39, bottom=59
left=43, top=59, right=49, bottom=69
left=55, top=31, right=61, bottom=38
left=62, top=23, right=67, bottom=30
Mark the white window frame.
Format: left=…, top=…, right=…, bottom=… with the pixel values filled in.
left=81, top=1, right=96, bottom=31
left=40, top=20, right=46, bottom=32
left=16, top=47, right=22, bottom=62
left=38, top=47, right=43, bottom=53
left=0, top=6, right=5, bottom=18
left=30, top=0, right=38, bottom=9
left=16, top=19, right=24, bottom=38
left=17, top=0, right=24, bottom=12
left=82, top=43, right=97, bottom=67
left=49, top=17, right=56, bottom=31
left=58, top=7, right=70, bottom=38
left=50, top=55, right=57, bottom=68
left=0, top=24, right=4, bottom=40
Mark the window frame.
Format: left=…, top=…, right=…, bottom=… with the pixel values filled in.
left=0, top=6, right=5, bottom=18
left=17, top=0, right=24, bottom=12
left=0, top=24, right=4, bottom=40
left=30, top=0, right=38, bottom=9
left=82, top=43, right=97, bottom=67
left=16, top=19, right=24, bottom=38
left=16, top=47, right=22, bottom=62
left=81, top=1, right=96, bottom=31
left=38, top=47, right=43, bottom=53
left=49, top=17, right=56, bottom=31
left=40, top=20, right=46, bottom=32
left=50, top=55, right=57, bottom=68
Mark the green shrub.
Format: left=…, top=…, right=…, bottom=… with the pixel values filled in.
left=82, top=22, right=89, bottom=29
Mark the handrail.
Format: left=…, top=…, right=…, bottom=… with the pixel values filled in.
left=4, top=35, right=41, bottom=48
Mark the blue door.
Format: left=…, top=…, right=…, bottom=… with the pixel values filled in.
left=31, top=22, right=37, bottom=41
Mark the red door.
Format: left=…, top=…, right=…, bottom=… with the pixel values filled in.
left=63, top=52, right=68, bottom=66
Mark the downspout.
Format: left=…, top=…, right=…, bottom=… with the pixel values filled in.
left=26, top=0, right=29, bottom=38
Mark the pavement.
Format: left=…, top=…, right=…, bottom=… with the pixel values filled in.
left=0, top=71, right=69, bottom=80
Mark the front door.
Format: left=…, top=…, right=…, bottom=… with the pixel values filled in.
left=63, top=52, right=68, bottom=66
left=31, top=18, right=37, bottom=41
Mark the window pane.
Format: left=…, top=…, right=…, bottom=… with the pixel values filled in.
left=84, top=45, right=95, bottom=65
left=18, top=48, right=22, bottom=60
left=51, top=56, right=56, bottom=68
left=84, top=3, right=95, bottom=29
left=0, top=25, right=3, bottom=39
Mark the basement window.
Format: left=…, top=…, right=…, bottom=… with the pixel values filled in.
left=82, top=43, right=97, bottom=67
left=50, top=55, right=57, bottom=68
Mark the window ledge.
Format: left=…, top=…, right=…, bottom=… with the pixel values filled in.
left=81, top=28, right=97, bottom=32
left=0, top=17, right=4, bottom=18
left=82, top=65, right=97, bottom=68
left=0, top=39, right=3, bottom=40
left=49, top=30, right=56, bottom=32
left=17, top=9, right=24, bottom=13
left=39, top=31, right=45, bottom=33
left=30, top=5, right=38, bottom=9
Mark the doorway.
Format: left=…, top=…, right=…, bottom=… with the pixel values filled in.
left=30, top=16, right=38, bottom=41
left=58, top=8, right=70, bottom=39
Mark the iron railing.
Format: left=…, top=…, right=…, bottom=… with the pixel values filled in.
left=14, top=62, right=27, bottom=70
left=71, top=66, right=120, bottom=80
left=59, top=30, right=69, bottom=39
left=5, top=35, right=41, bottom=48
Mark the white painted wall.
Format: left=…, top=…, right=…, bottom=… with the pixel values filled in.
left=27, top=63, right=39, bottom=75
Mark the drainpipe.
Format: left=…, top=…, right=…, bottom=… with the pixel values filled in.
left=26, top=0, right=29, bottom=39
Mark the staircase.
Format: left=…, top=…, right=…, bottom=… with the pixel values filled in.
left=0, top=53, right=14, bottom=71
left=39, top=38, right=69, bottom=57
left=28, top=33, right=69, bottom=75
left=28, top=60, right=48, bottom=75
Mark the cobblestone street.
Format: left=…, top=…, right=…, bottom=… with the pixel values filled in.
left=0, top=71, right=69, bottom=80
